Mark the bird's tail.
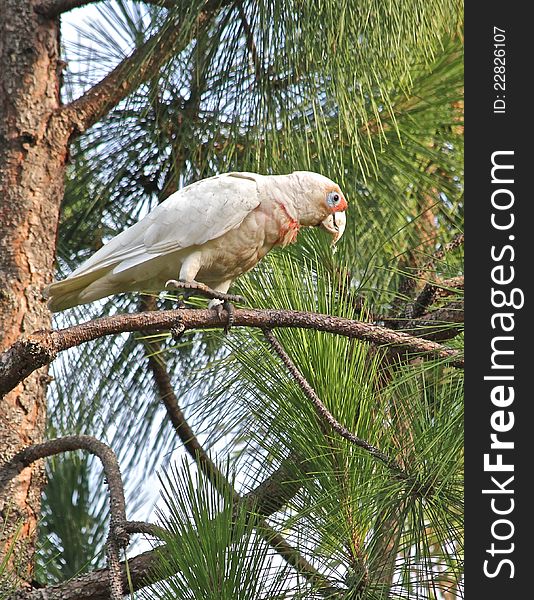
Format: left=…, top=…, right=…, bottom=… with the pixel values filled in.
left=43, top=268, right=111, bottom=312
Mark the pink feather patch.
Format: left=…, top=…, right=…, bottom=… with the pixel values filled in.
left=276, top=201, right=301, bottom=246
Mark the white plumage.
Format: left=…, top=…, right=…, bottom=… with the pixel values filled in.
left=44, top=171, right=348, bottom=311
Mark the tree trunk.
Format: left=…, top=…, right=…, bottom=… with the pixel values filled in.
left=0, top=0, right=67, bottom=584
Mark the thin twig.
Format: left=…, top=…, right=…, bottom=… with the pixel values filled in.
left=0, top=436, right=128, bottom=599
left=262, top=330, right=408, bottom=478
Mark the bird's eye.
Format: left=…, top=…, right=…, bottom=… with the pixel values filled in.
left=327, top=191, right=341, bottom=206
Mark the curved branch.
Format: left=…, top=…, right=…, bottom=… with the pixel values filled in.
left=0, top=436, right=128, bottom=599
left=5, top=444, right=333, bottom=600
left=11, top=515, right=341, bottom=600
left=0, top=307, right=463, bottom=398
left=0, top=436, right=125, bottom=526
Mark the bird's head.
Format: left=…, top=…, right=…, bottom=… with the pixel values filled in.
left=288, top=171, right=348, bottom=245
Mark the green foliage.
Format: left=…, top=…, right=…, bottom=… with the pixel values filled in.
left=143, top=460, right=293, bottom=599
left=198, top=254, right=463, bottom=596
left=41, top=0, right=464, bottom=597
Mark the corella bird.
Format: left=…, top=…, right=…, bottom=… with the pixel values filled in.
left=44, top=171, right=347, bottom=317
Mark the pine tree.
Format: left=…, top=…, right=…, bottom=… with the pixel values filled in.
left=1, top=1, right=463, bottom=597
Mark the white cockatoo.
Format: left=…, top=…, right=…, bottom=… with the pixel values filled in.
left=44, top=171, right=347, bottom=312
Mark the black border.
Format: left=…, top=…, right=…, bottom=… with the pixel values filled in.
left=465, top=4, right=530, bottom=596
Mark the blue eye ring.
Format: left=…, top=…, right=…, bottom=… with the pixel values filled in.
left=327, top=191, right=341, bottom=207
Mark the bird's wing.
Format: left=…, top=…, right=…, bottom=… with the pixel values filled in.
left=69, top=173, right=262, bottom=277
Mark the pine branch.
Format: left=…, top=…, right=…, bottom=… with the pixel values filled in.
left=0, top=307, right=463, bottom=398
left=384, top=273, right=464, bottom=342
left=10, top=514, right=341, bottom=600
left=0, top=436, right=128, bottom=600
left=239, top=456, right=307, bottom=516
left=0, top=430, right=329, bottom=598
left=141, top=333, right=232, bottom=490
left=400, top=299, right=464, bottom=341
left=394, top=233, right=465, bottom=319
left=2, top=439, right=334, bottom=598
left=35, top=0, right=176, bottom=19
left=263, top=330, right=408, bottom=478
left=54, top=0, right=229, bottom=138
left=10, top=547, right=159, bottom=600
left=35, top=0, right=104, bottom=17
left=408, top=275, right=464, bottom=319
left=146, top=343, right=306, bottom=515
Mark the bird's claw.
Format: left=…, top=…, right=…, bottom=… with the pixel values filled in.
left=166, top=279, right=210, bottom=294
left=165, top=280, right=205, bottom=308
left=170, top=320, right=186, bottom=341
left=213, top=302, right=224, bottom=325
left=213, top=300, right=235, bottom=334
left=166, top=279, right=246, bottom=306
left=166, top=279, right=244, bottom=332
left=224, top=301, right=235, bottom=332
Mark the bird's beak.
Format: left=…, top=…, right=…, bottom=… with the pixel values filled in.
left=320, top=211, right=346, bottom=245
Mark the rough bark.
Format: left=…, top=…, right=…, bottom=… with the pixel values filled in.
left=0, top=0, right=66, bottom=582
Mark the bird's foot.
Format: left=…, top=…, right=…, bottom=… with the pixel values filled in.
left=165, top=279, right=245, bottom=305
left=211, top=299, right=236, bottom=334
left=165, top=280, right=245, bottom=334
left=170, top=321, right=186, bottom=341
left=165, top=280, right=201, bottom=307
left=166, top=279, right=209, bottom=296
